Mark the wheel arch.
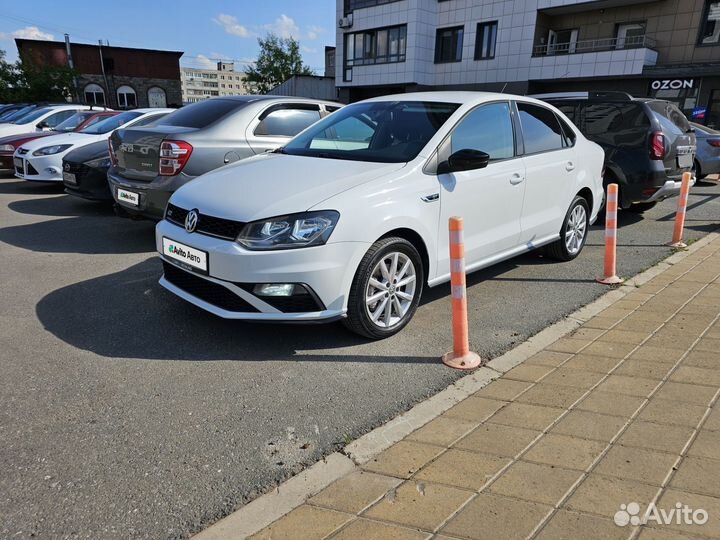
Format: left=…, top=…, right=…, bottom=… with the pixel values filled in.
left=378, top=228, right=430, bottom=284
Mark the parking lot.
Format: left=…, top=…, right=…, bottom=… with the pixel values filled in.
left=1, top=174, right=719, bottom=540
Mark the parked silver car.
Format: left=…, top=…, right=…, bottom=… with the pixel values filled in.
left=108, top=96, right=342, bottom=219
left=691, top=122, right=720, bottom=179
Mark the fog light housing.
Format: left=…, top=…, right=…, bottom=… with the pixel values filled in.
left=253, top=283, right=296, bottom=297
left=45, top=167, right=60, bottom=174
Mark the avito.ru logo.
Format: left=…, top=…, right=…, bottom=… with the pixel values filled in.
left=615, top=502, right=708, bottom=527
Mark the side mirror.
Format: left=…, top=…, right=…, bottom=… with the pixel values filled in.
left=439, top=149, right=490, bottom=174
left=36, top=121, right=49, bottom=130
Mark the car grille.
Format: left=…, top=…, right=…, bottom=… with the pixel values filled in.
left=165, top=203, right=246, bottom=241
left=162, top=261, right=260, bottom=313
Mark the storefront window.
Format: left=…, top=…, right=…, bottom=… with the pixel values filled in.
left=648, top=79, right=699, bottom=121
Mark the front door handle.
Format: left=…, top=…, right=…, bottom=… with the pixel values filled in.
left=421, top=193, right=439, bottom=203
left=566, top=161, right=575, bottom=172
left=509, top=173, right=524, bottom=185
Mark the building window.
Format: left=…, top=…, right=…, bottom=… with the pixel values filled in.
left=699, top=1, right=720, bottom=45
left=84, top=83, right=105, bottom=105
left=435, top=26, right=464, bottom=63
left=148, top=86, right=167, bottom=108
left=344, top=24, right=407, bottom=68
left=344, top=0, right=402, bottom=14
left=474, top=21, right=497, bottom=60
left=615, top=22, right=647, bottom=49
left=116, top=85, right=137, bottom=109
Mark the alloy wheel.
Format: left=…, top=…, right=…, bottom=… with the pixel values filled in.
left=565, top=204, right=587, bottom=256
left=365, top=252, right=417, bottom=329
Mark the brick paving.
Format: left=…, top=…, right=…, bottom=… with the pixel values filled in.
left=250, top=237, right=720, bottom=540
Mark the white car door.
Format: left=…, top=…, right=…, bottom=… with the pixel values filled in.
left=436, top=101, right=526, bottom=278
left=516, top=101, right=577, bottom=245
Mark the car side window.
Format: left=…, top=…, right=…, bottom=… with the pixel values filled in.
left=450, top=102, right=514, bottom=160
left=517, top=103, right=564, bottom=154
left=556, top=115, right=576, bottom=147
left=254, top=107, right=322, bottom=137
left=44, top=110, right=76, bottom=128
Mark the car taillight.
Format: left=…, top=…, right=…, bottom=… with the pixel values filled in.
left=707, top=139, right=720, bottom=148
left=159, top=140, right=193, bottom=176
left=650, top=131, right=666, bottom=160
left=108, top=139, right=118, bottom=166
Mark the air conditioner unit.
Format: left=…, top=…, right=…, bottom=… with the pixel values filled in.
left=338, top=15, right=353, bottom=28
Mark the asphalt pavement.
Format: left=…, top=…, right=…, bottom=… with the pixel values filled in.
left=0, top=174, right=718, bottom=539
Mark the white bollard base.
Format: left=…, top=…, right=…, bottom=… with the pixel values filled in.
left=442, top=351, right=483, bottom=370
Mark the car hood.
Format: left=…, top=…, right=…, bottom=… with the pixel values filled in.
left=0, top=131, right=56, bottom=146
left=19, top=132, right=100, bottom=151
left=170, top=153, right=406, bottom=222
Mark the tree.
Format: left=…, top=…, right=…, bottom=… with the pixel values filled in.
left=0, top=48, right=76, bottom=103
left=243, top=34, right=313, bottom=94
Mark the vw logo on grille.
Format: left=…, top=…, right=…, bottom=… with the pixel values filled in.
left=185, top=209, right=199, bottom=233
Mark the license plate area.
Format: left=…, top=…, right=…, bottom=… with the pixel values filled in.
left=117, top=188, right=139, bottom=207
left=677, top=153, right=693, bottom=169
left=162, top=237, right=208, bottom=273
left=63, top=171, right=77, bottom=185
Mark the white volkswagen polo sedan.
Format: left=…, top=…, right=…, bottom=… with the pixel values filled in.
left=156, top=92, right=604, bottom=338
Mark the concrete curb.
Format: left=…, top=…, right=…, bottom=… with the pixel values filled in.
left=192, top=229, right=720, bottom=540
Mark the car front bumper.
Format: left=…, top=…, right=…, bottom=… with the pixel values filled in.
left=108, top=170, right=195, bottom=220
left=14, top=153, right=63, bottom=181
left=645, top=177, right=697, bottom=203
left=155, top=219, right=368, bottom=321
left=63, top=163, right=113, bottom=201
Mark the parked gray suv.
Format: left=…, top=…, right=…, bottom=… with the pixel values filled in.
left=107, top=96, right=341, bottom=219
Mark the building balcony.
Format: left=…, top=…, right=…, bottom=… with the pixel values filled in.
left=528, top=45, right=658, bottom=80
left=533, top=34, right=657, bottom=57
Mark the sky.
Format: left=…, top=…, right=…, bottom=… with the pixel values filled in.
left=0, top=0, right=337, bottom=72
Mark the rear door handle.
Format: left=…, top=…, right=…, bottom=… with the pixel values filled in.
left=509, top=173, right=524, bottom=185
left=566, top=161, right=575, bottom=172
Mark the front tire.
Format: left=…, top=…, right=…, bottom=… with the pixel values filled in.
left=344, top=237, right=424, bottom=339
left=546, top=196, right=589, bottom=261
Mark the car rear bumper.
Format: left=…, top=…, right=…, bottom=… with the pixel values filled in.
left=108, top=170, right=194, bottom=219
left=644, top=176, right=696, bottom=203
left=155, top=219, right=368, bottom=320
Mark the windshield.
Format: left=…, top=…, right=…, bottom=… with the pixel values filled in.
left=283, top=101, right=460, bottom=163
left=12, top=107, right=51, bottom=125
left=80, top=111, right=141, bottom=134
left=0, top=105, right=35, bottom=123
left=54, top=112, right=95, bottom=132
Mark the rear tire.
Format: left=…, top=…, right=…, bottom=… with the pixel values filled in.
left=627, top=201, right=657, bottom=213
left=546, top=195, right=589, bottom=261
left=343, top=237, right=424, bottom=339
left=694, top=159, right=704, bottom=179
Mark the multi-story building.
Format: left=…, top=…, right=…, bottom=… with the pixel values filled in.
left=16, top=38, right=183, bottom=109
left=181, top=62, right=249, bottom=104
left=335, top=0, right=720, bottom=126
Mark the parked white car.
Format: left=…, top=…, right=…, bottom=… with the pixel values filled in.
left=156, top=92, right=605, bottom=338
left=0, top=104, right=93, bottom=138
left=14, top=109, right=173, bottom=182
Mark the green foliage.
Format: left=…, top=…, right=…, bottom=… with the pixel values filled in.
left=243, top=34, right=313, bottom=94
left=0, top=48, right=76, bottom=103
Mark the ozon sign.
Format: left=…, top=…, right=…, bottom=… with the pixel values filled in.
left=650, top=79, right=695, bottom=91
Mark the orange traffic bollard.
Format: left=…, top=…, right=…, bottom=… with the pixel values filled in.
left=667, top=171, right=693, bottom=249
left=596, top=183, right=624, bottom=285
left=442, top=217, right=483, bottom=370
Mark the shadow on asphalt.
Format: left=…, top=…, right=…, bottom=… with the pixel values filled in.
left=0, top=178, right=65, bottom=195
left=8, top=195, right=114, bottom=217
left=0, top=215, right=156, bottom=254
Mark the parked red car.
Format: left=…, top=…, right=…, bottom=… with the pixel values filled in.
left=0, top=110, right=117, bottom=172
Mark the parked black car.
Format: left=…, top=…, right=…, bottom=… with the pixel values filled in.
left=537, top=92, right=696, bottom=212
left=62, top=141, right=113, bottom=201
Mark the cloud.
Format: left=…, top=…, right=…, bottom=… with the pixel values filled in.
left=213, top=14, right=254, bottom=38
left=302, top=46, right=318, bottom=54
left=0, top=26, right=54, bottom=41
left=306, top=25, right=325, bottom=41
left=265, top=14, right=300, bottom=39
left=193, top=54, right=217, bottom=69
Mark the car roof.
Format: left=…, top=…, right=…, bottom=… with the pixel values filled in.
left=131, top=108, right=176, bottom=114
left=203, top=96, right=342, bottom=106
left=361, top=91, right=552, bottom=108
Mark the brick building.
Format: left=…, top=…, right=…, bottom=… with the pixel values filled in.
left=15, top=38, right=184, bottom=109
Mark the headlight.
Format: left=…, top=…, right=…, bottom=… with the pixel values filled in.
left=83, top=156, right=112, bottom=169
left=32, top=144, right=72, bottom=156
left=0, top=144, right=14, bottom=152
left=236, top=210, right=340, bottom=250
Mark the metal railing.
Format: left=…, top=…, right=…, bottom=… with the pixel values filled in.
left=533, top=34, right=657, bottom=56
